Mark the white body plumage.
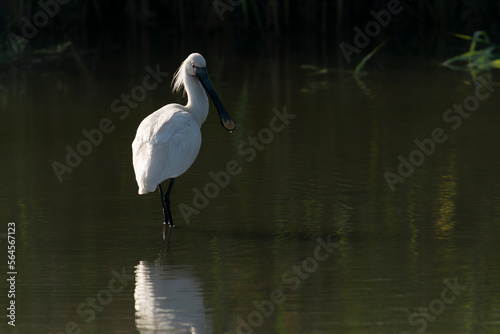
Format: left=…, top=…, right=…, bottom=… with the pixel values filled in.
left=132, top=53, right=235, bottom=199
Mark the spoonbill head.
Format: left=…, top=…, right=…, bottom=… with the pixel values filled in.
left=132, top=53, right=235, bottom=228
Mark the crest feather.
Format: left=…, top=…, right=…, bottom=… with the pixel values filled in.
left=171, top=59, right=187, bottom=96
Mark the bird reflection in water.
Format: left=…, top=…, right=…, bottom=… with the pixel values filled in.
left=134, top=258, right=212, bottom=333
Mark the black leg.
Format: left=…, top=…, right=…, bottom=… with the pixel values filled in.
left=158, top=184, right=168, bottom=225
left=164, top=178, right=175, bottom=227
left=162, top=221, right=174, bottom=245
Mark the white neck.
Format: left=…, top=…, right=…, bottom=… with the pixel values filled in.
left=183, top=69, right=209, bottom=127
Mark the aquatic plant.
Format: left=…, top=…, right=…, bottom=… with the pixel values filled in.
left=441, top=31, right=500, bottom=72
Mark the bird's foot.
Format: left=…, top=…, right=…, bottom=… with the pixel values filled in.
left=162, top=222, right=174, bottom=244
left=163, top=221, right=175, bottom=228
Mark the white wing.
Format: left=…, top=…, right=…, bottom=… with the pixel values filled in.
left=132, top=105, right=202, bottom=194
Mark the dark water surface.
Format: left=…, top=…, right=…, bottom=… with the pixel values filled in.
left=2, top=52, right=500, bottom=333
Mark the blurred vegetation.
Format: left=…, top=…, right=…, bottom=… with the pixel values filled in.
left=1, top=0, right=500, bottom=65
left=441, top=30, right=500, bottom=75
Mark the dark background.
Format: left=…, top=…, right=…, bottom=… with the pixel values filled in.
left=2, top=0, right=500, bottom=66
left=2, top=1, right=500, bottom=334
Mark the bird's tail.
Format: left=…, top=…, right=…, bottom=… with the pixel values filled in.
left=137, top=182, right=156, bottom=195
left=138, top=188, right=149, bottom=195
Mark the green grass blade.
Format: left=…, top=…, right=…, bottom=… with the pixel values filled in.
left=354, top=38, right=388, bottom=75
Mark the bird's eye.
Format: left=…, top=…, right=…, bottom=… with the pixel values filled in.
left=192, top=64, right=196, bottom=69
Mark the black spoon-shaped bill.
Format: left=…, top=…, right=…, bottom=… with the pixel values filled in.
left=195, top=67, right=236, bottom=132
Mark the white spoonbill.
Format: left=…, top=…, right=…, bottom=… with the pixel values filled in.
left=132, top=53, right=235, bottom=227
